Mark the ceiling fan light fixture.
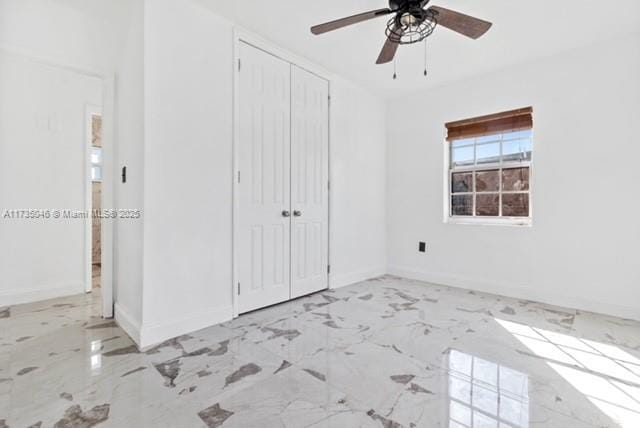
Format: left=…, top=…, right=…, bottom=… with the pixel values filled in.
left=386, top=9, right=438, bottom=45
left=400, top=12, right=418, bottom=27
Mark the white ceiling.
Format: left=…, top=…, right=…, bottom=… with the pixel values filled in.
left=202, top=0, right=640, bottom=98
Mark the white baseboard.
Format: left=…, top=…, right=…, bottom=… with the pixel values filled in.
left=138, top=305, right=233, bottom=350
left=387, top=265, right=640, bottom=322
left=0, top=282, right=84, bottom=307
left=114, top=302, right=142, bottom=346
left=329, top=266, right=386, bottom=290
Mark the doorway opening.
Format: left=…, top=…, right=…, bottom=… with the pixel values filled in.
left=83, top=85, right=114, bottom=318
left=89, top=112, right=104, bottom=292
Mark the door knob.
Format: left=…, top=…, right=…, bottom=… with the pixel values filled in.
left=293, top=210, right=302, bottom=217
left=282, top=210, right=291, bottom=217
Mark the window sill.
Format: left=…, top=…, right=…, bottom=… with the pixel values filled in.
left=446, top=217, right=532, bottom=227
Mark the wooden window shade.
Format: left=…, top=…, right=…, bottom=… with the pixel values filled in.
left=445, top=107, right=533, bottom=142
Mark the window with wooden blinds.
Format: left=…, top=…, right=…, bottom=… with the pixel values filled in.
left=445, top=107, right=534, bottom=225
left=445, top=107, right=533, bottom=142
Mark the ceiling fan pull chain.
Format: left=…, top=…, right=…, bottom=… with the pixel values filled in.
left=393, top=57, right=397, bottom=80
left=424, top=39, right=428, bottom=77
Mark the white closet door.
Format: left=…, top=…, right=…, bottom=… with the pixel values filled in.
left=290, top=65, right=329, bottom=299
left=237, top=42, right=291, bottom=314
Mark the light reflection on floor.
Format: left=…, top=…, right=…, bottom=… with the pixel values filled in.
left=496, top=318, right=640, bottom=427
left=448, top=349, right=530, bottom=428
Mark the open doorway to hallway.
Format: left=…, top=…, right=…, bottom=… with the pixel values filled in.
left=89, top=112, right=103, bottom=292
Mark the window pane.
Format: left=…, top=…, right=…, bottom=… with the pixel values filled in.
left=477, top=134, right=501, bottom=144
left=452, top=138, right=474, bottom=148
left=503, top=194, right=529, bottom=217
left=502, top=139, right=532, bottom=162
left=502, top=129, right=532, bottom=141
left=476, top=142, right=500, bottom=165
left=502, top=167, right=530, bottom=191
left=476, top=194, right=499, bottom=216
left=452, top=146, right=474, bottom=168
left=452, top=172, right=473, bottom=193
left=452, top=195, right=473, bottom=216
left=476, top=170, right=500, bottom=192
left=91, top=147, right=103, bottom=165
left=91, top=166, right=102, bottom=182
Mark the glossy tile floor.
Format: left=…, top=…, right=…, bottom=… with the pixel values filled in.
left=1, top=276, right=640, bottom=427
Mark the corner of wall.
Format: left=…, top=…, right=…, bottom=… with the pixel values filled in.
left=114, top=301, right=142, bottom=346
left=330, top=266, right=387, bottom=290
left=137, top=304, right=233, bottom=349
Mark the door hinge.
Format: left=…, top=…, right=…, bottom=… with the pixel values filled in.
left=238, top=58, right=241, bottom=71
left=237, top=171, right=241, bottom=183
left=238, top=282, right=241, bottom=295
left=327, top=265, right=331, bottom=274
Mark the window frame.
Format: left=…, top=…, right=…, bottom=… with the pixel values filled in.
left=445, top=129, right=533, bottom=227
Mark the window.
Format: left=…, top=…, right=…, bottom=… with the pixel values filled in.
left=90, top=115, right=103, bottom=182
left=446, top=108, right=533, bottom=225
left=91, top=147, right=103, bottom=182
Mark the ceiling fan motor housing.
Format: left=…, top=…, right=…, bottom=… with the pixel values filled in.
left=389, top=0, right=435, bottom=29
left=389, top=0, right=431, bottom=13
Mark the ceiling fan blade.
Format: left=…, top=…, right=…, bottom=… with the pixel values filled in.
left=376, top=28, right=404, bottom=64
left=311, top=8, right=392, bottom=35
left=429, top=6, right=492, bottom=39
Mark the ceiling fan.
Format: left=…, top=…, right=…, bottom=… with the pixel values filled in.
left=311, top=0, right=492, bottom=65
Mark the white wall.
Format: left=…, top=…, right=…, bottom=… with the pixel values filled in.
left=330, top=77, right=387, bottom=287
left=112, top=0, right=145, bottom=338
left=0, top=0, right=132, bottom=73
left=387, top=33, right=640, bottom=321
left=138, top=0, right=387, bottom=347
left=0, top=52, right=102, bottom=305
left=141, top=0, right=235, bottom=346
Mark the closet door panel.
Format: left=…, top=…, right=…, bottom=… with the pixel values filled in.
left=290, top=65, right=329, bottom=299
left=237, top=42, right=292, bottom=314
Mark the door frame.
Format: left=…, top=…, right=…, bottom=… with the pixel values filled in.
left=231, top=28, right=332, bottom=318
left=0, top=45, right=116, bottom=318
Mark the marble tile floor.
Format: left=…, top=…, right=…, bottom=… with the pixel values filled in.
left=1, top=275, right=639, bottom=427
